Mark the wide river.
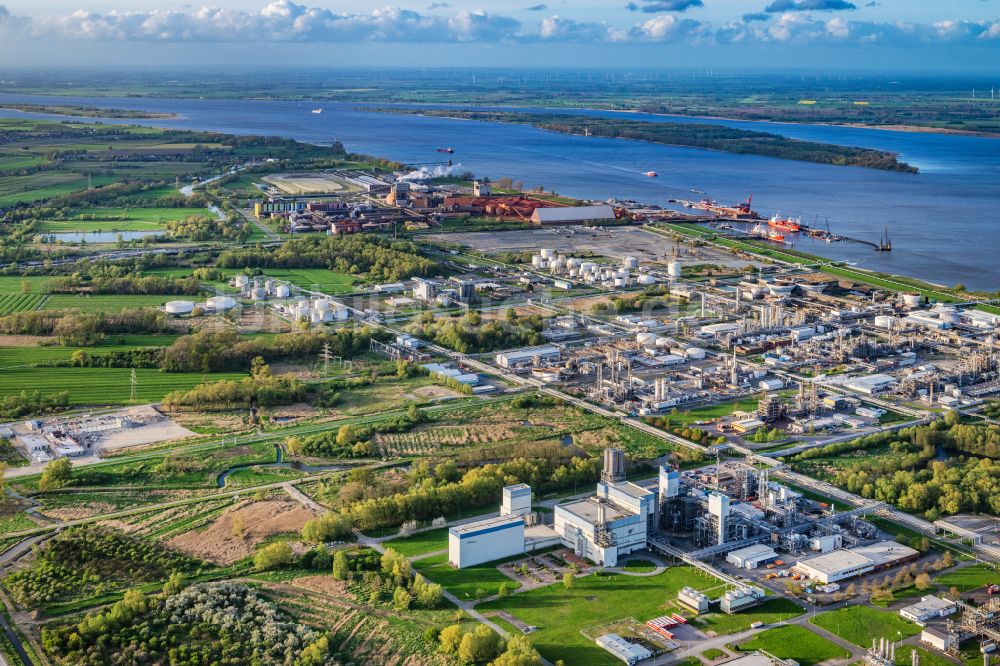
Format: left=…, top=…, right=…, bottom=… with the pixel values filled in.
left=2, top=93, right=998, bottom=290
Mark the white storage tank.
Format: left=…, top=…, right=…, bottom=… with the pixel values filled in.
left=623, top=256, right=639, bottom=269
left=902, top=293, right=922, bottom=307
left=251, top=287, right=267, bottom=300
left=206, top=295, right=237, bottom=311
left=637, top=274, right=657, bottom=285
left=874, top=315, right=896, bottom=329
left=275, top=284, right=290, bottom=298
left=613, top=277, right=626, bottom=288
left=637, top=332, right=657, bottom=346
left=532, top=255, right=543, bottom=267
left=313, top=299, right=330, bottom=311
left=334, top=305, right=350, bottom=320
left=685, top=347, right=706, bottom=360
left=667, top=260, right=682, bottom=278
left=165, top=300, right=195, bottom=316
left=540, top=248, right=555, bottom=259
left=655, top=337, right=674, bottom=348
left=234, top=274, right=250, bottom=288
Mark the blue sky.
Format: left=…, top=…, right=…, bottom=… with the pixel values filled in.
left=0, top=0, right=998, bottom=69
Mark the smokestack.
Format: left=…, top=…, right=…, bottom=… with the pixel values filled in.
left=601, top=448, right=625, bottom=484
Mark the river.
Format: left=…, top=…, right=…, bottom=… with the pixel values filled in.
left=1, top=93, right=997, bottom=290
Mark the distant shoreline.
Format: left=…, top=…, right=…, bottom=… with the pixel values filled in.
left=0, top=103, right=177, bottom=120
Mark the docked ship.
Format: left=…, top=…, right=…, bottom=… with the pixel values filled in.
left=690, top=194, right=760, bottom=220
left=767, top=214, right=801, bottom=233
left=751, top=223, right=785, bottom=243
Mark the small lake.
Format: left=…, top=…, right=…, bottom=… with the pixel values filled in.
left=45, top=230, right=159, bottom=243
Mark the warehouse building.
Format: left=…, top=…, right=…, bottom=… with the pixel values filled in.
left=899, top=596, right=956, bottom=625
left=495, top=345, right=561, bottom=369
left=595, top=633, right=652, bottom=665
left=448, top=514, right=525, bottom=569
left=531, top=205, right=616, bottom=226
left=795, top=540, right=918, bottom=583
left=726, top=544, right=779, bottom=570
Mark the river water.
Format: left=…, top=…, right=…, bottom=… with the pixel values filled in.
left=1, top=93, right=997, bottom=290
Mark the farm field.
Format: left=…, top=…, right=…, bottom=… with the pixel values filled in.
left=809, top=605, right=920, bottom=647
left=476, top=566, right=724, bottom=666
left=0, top=293, right=47, bottom=315
left=0, top=172, right=117, bottom=206
left=0, top=366, right=245, bottom=404
left=42, top=294, right=177, bottom=313
left=263, top=268, right=355, bottom=294
left=734, top=625, right=849, bottom=666
left=0, top=335, right=179, bottom=368
left=0, top=276, right=57, bottom=293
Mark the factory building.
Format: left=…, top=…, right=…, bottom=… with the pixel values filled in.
left=494, top=345, right=561, bottom=369
left=678, top=587, right=710, bottom=614
left=595, top=633, right=652, bottom=665
left=794, top=540, right=918, bottom=583
left=899, top=596, right=956, bottom=625
left=530, top=205, right=616, bottom=226
left=501, top=484, right=532, bottom=517
left=448, top=514, right=525, bottom=569
left=720, top=586, right=766, bottom=614
left=726, top=544, right=779, bottom=569
left=553, top=449, right=656, bottom=567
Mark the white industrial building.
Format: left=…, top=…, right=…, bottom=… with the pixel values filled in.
left=678, top=587, right=710, bottom=613
left=495, top=345, right=561, bottom=369
left=920, top=626, right=956, bottom=652
left=448, top=514, right=525, bottom=569
left=845, top=374, right=898, bottom=395
left=531, top=205, right=616, bottom=225
left=595, top=633, right=652, bottom=665
left=501, top=484, right=532, bottom=517
left=726, top=544, right=779, bottom=569
left=720, top=586, right=765, bottom=614
left=553, top=449, right=657, bottom=567
left=795, top=540, right=918, bottom=583
left=899, top=596, right=956, bottom=625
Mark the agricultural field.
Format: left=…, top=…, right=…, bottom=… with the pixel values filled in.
left=476, top=566, right=726, bottom=666
left=0, top=172, right=117, bottom=206
left=0, top=366, right=246, bottom=405
left=36, top=206, right=210, bottom=232
left=0, top=293, right=47, bottom=315
left=734, top=625, right=849, bottom=666
left=262, top=268, right=356, bottom=294
left=0, top=335, right=178, bottom=367
left=809, top=605, right=921, bottom=647
left=42, top=294, right=177, bottom=313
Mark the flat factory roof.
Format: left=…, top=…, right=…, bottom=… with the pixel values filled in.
left=559, top=498, right=631, bottom=525
left=850, top=540, right=918, bottom=567
left=449, top=514, right=524, bottom=539
left=728, top=544, right=777, bottom=560
left=797, top=549, right=873, bottom=575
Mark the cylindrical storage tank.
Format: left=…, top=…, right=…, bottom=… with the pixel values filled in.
left=569, top=269, right=578, bottom=278
left=902, top=293, right=921, bottom=307
left=264, top=279, right=276, bottom=293
left=234, top=274, right=250, bottom=288
left=540, top=248, right=555, bottom=259
left=334, top=305, right=350, bottom=320
left=532, top=255, right=543, bottom=267
left=314, top=299, right=330, bottom=311
left=685, top=347, right=706, bottom=360
left=251, top=287, right=266, bottom=300
left=873, top=315, right=895, bottom=329
left=165, top=300, right=195, bottom=315
left=275, top=284, right=290, bottom=298
left=667, top=260, right=682, bottom=277
left=309, top=309, right=323, bottom=323
left=206, top=295, right=237, bottom=311
left=624, top=256, right=638, bottom=269
left=940, top=311, right=960, bottom=324
left=637, top=332, right=656, bottom=346
left=613, top=277, right=626, bottom=288
left=656, top=337, right=673, bottom=348
left=638, top=274, right=656, bottom=285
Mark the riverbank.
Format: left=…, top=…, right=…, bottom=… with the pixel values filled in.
left=0, top=103, right=176, bottom=120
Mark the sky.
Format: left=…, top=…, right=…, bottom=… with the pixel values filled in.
left=0, top=0, right=998, bottom=70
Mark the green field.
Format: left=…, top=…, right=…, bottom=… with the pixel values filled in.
left=0, top=366, right=245, bottom=404
left=0, top=172, right=116, bottom=206
left=42, top=294, right=175, bottom=313
left=735, top=625, right=848, bottom=666
left=0, top=293, right=47, bottom=315
left=935, top=564, right=999, bottom=593
left=263, top=269, right=355, bottom=294
left=0, top=152, right=47, bottom=171
left=476, top=566, right=724, bottom=666
left=0, top=276, right=57, bottom=294
left=0, top=336, right=178, bottom=368
left=413, top=552, right=521, bottom=601
left=383, top=527, right=450, bottom=557
left=37, top=206, right=209, bottom=234
left=695, top=597, right=804, bottom=635
left=809, top=605, right=920, bottom=647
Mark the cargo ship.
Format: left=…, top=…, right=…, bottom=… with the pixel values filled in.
left=768, top=214, right=801, bottom=233
left=646, top=171, right=658, bottom=177
left=689, top=194, right=760, bottom=220
left=437, top=147, right=455, bottom=154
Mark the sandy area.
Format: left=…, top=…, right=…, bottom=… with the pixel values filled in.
left=288, top=574, right=354, bottom=599
left=166, top=498, right=314, bottom=565
left=43, top=502, right=117, bottom=521
left=400, top=385, right=463, bottom=401
left=96, top=405, right=198, bottom=451
left=0, top=335, right=53, bottom=347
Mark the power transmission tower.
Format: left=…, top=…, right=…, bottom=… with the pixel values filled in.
left=129, top=368, right=138, bottom=405
left=320, top=342, right=333, bottom=376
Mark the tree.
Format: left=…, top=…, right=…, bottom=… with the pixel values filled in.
left=301, top=512, right=352, bottom=544
left=332, top=550, right=350, bottom=580
left=845, top=583, right=857, bottom=597
left=498, top=582, right=511, bottom=598
left=253, top=541, right=294, bottom=571
left=413, top=574, right=443, bottom=608
left=393, top=586, right=411, bottom=611
left=949, top=586, right=960, bottom=599
left=942, top=551, right=954, bottom=568
left=298, top=636, right=329, bottom=666
left=162, top=572, right=185, bottom=596
left=491, top=635, right=544, bottom=666
left=439, top=624, right=464, bottom=655
left=458, top=625, right=502, bottom=664
left=39, top=458, right=72, bottom=491
left=562, top=572, right=575, bottom=589
left=914, top=573, right=933, bottom=591
left=231, top=514, right=247, bottom=537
